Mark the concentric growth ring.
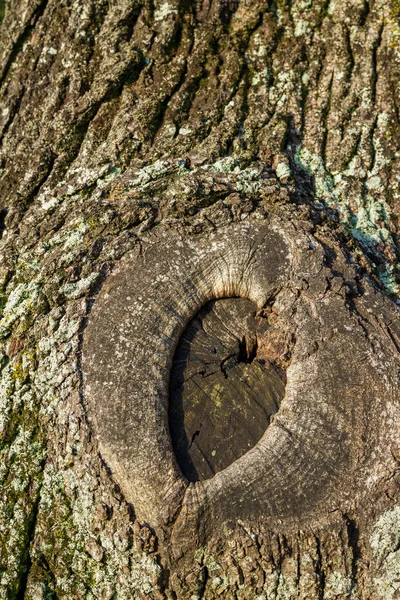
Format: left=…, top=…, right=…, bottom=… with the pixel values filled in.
left=83, top=216, right=398, bottom=539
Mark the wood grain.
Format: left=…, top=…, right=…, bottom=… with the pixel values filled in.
left=169, top=297, right=285, bottom=481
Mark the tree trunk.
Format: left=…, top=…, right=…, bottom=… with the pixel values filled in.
left=0, top=1, right=399, bottom=598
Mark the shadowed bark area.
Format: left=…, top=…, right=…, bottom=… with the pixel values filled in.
left=0, top=0, right=399, bottom=599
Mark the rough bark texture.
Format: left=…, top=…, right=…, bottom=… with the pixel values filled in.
left=0, top=0, right=400, bottom=599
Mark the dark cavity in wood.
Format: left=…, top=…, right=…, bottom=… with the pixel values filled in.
left=0, top=208, right=7, bottom=239
left=169, top=297, right=286, bottom=481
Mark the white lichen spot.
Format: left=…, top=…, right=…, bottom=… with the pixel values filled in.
left=178, top=126, right=192, bottom=136
left=367, top=175, right=384, bottom=192
left=301, top=72, right=309, bottom=85
left=323, top=571, right=352, bottom=599
left=294, top=20, right=310, bottom=37
left=60, top=273, right=100, bottom=299
left=0, top=280, right=42, bottom=339
left=40, top=194, right=59, bottom=212
left=154, top=2, right=178, bottom=21
left=276, top=162, right=291, bottom=180
left=275, top=572, right=299, bottom=600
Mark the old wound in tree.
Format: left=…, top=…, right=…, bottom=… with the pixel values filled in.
left=169, top=297, right=286, bottom=481
left=83, top=213, right=399, bottom=555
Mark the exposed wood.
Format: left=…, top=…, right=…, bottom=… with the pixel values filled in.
left=169, top=297, right=285, bottom=482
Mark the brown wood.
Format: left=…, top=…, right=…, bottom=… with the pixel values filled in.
left=169, top=297, right=285, bottom=481
left=0, top=1, right=400, bottom=598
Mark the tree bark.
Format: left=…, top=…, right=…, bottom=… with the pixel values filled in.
left=0, top=1, right=399, bottom=599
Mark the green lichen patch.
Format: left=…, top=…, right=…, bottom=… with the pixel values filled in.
left=370, top=506, right=400, bottom=600
left=294, top=145, right=400, bottom=298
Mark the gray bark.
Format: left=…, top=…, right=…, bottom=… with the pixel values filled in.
left=0, top=0, right=399, bottom=598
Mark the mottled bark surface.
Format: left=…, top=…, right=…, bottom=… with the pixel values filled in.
left=0, top=0, right=400, bottom=598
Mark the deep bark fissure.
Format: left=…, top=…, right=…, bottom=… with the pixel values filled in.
left=0, top=0, right=49, bottom=87
left=344, top=515, right=361, bottom=590
left=15, top=469, right=45, bottom=600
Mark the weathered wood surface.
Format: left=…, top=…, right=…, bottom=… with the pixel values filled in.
left=82, top=211, right=400, bottom=595
left=0, top=0, right=400, bottom=598
left=170, top=297, right=285, bottom=482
